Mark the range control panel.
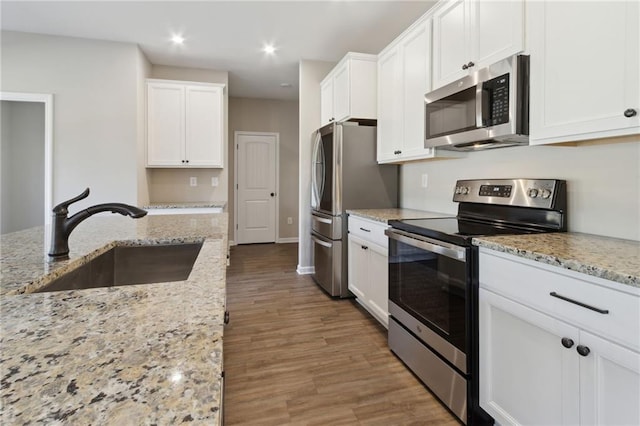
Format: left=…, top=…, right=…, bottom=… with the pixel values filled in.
left=453, top=179, right=565, bottom=209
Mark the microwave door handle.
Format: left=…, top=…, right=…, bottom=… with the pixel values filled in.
left=476, top=84, right=486, bottom=128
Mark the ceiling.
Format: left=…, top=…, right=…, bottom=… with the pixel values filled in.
left=1, top=1, right=437, bottom=100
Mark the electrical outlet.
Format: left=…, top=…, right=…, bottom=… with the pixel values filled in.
left=421, top=174, right=429, bottom=188
left=211, top=177, right=219, bottom=187
left=287, top=217, right=293, bottom=225
left=190, top=177, right=197, bottom=187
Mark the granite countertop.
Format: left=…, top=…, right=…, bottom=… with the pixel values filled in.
left=144, top=202, right=226, bottom=210
left=347, top=208, right=452, bottom=223
left=473, top=232, right=640, bottom=288
left=0, top=214, right=228, bottom=424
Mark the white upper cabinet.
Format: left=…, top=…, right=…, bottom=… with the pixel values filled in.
left=377, top=16, right=435, bottom=163
left=147, top=80, right=225, bottom=168
left=527, top=0, right=640, bottom=145
left=432, top=0, right=524, bottom=89
left=319, top=53, right=377, bottom=126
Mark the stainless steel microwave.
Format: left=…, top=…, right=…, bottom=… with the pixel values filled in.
left=424, top=54, right=529, bottom=151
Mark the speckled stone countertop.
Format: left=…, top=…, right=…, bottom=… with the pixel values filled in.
left=1, top=213, right=227, bottom=424
left=474, top=232, right=640, bottom=288
left=347, top=208, right=452, bottom=223
left=144, top=202, right=226, bottom=209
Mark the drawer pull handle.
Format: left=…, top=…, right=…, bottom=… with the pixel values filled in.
left=549, top=292, right=609, bottom=314
left=359, top=227, right=371, bottom=232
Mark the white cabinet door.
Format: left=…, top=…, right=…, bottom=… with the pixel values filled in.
left=185, top=85, right=223, bottom=167
left=376, top=47, right=402, bottom=162
left=400, top=20, right=434, bottom=161
left=367, top=242, right=389, bottom=327
left=472, top=0, right=524, bottom=70
left=320, top=79, right=334, bottom=126
left=347, top=234, right=369, bottom=301
left=528, top=0, right=640, bottom=144
left=579, top=331, right=640, bottom=425
left=147, top=83, right=185, bottom=166
left=432, top=0, right=524, bottom=89
left=332, top=63, right=350, bottom=123
left=479, top=288, right=581, bottom=426
left=432, top=0, right=470, bottom=89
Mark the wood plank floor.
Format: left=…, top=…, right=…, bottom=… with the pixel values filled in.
left=224, top=243, right=459, bottom=425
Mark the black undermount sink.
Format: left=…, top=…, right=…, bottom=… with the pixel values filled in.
left=36, top=242, right=203, bottom=293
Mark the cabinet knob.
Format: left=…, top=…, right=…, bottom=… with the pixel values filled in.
left=462, top=63, right=468, bottom=70
left=270, top=192, right=275, bottom=197
left=361, top=245, right=368, bottom=250
left=224, top=310, right=230, bottom=325
left=576, top=345, right=591, bottom=357
left=181, top=160, right=185, bottom=163
left=624, top=108, right=637, bottom=118
left=467, top=61, right=475, bottom=68
left=561, top=337, right=574, bottom=348
left=185, top=160, right=189, bottom=163
left=393, top=150, right=402, bottom=155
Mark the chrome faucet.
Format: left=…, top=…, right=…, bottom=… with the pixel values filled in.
left=48, top=188, right=147, bottom=259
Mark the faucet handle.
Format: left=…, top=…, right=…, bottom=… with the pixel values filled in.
left=52, top=188, right=90, bottom=214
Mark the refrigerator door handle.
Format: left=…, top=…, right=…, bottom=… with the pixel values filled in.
left=311, top=234, right=332, bottom=248
left=311, top=131, right=322, bottom=210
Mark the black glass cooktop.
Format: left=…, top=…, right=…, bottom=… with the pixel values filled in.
left=389, top=217, right=544, bottom=247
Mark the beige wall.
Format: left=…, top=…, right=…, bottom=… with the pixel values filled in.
left=401, top=135, right=640, bottom=241
left=1, top=31, right=140, bottom=208
left=297, top=60, right=336, bottom=271
left=146, top=65, right=229, bottom=206
left=228, top=97, right=300, bottom=243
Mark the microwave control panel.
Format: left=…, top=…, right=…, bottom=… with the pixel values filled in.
left=484, top=73, right=510, bottom=126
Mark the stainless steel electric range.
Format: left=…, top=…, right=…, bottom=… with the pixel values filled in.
left=385, top=178, right=567, bottom=425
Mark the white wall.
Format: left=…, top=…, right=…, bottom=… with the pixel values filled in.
left=1, top=31, right=141, bottom=208
left=146, top=65, right=229, bottom=206
left=401, top=135, right=640, bottom=241
left=0, top=101, right=45, bottom=233
left=297, top=59, right=336, bottom=272
left=228, top=97, right=299, bottom=242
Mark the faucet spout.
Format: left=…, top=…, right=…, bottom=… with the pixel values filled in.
left=48, top=189, right=148, bottom=259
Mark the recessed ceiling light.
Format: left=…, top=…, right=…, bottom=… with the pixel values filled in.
left=263, top=44, right=276, bottom=55
left=171, top=34, right=185, bottom=45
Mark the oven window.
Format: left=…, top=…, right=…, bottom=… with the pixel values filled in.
left=389, top=239, right=468, bottom=353
left=426, top=86, right=477, bottom=139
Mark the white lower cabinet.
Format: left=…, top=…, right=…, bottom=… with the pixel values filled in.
left=479, top=249, right=640, bottom=425
left=347, top=216, right=389, bottom=327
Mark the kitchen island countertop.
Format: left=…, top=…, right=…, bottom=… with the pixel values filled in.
left=0, top=213, right=227, bottom=424
left=473, top=232, right=640, bottom=288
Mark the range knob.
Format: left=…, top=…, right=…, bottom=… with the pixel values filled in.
left=540, top=189, right=552, bottom=199
left=528, top=188, right=539, bottom=198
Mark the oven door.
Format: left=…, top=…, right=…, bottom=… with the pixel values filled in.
left=386, top=228, right=470, bottom=373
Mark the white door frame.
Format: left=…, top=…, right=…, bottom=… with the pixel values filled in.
left=0, top=91, right=53, bottom=225
left=234, top=131, right=279, bottom=245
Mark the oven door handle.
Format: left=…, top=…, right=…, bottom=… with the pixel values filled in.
left=385, top=229, right=467, bottom=262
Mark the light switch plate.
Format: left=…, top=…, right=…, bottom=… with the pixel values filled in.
left=421, top=174, right=429, bottom=188
left=211, top=177, right=219, bottom=187
left=190, top=177, right=197, bottom=187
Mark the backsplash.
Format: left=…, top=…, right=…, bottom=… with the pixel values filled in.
left=147, top=169, right=227, bottom=203
left=401, top=135, right=640, bottom=241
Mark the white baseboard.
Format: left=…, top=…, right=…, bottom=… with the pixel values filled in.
left=297, top=265, right=314, bottom=275
left=277, top=237, right=299, bottom=244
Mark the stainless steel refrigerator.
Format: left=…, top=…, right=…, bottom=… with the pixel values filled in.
left=310, top=122, right=398, bottom=298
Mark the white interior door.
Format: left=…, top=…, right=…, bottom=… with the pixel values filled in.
left=236, top=132, right=278, bottom=244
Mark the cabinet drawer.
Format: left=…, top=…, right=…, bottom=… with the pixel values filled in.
left=479, top=249, right=640, bottom=351
left=348, top=216, right=389, bottom=249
